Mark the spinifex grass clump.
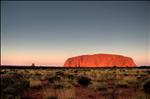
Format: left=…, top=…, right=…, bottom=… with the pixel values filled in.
left=78, top=76, right=91, bottom=87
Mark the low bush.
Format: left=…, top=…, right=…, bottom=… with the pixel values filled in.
left=48, top=76, right=61, bottom=83
left=143, top=80, right=150, bottom=94
left=146, top=70, right=150, bottom=74
left=74, top=70, right=78, bottom=73
left=77, top=76, right=91, bottom=87
left=66, top=74, right=74, bottom=80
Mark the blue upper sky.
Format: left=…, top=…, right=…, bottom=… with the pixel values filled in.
left=1, top=1, right=150, bottom=66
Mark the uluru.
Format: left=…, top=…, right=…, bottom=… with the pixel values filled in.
left=63, top=54, right=136, bottom=67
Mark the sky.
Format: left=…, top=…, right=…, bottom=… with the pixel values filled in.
left=1, top=1, right=150, bottom=66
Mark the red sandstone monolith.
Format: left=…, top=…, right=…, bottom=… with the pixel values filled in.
left=63, top=54, right=136, bottom=67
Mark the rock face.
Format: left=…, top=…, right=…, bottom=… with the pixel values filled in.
left=63, top=54, right=136, bottom=67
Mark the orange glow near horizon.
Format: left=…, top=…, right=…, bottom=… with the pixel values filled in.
left=1, top=57, right=65, bottom=66
left=1, top=52, right=149, bottom=66
left=2, top=58, right=149, bottom=66
left=1, top=47, right=149, bottom=66
left=1, top=51, right=68, bottom=66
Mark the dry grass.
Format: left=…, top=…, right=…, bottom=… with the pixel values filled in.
left=29, top=78, right=42, bottom=88
left=43, top=87, right=75, bottom=99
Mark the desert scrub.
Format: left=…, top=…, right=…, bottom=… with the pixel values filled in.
left=121, top=76, right=137, bottom=84
left=74, top=70, right=78, bottom=73
left=143, top=80, right=150, bottom=94
left=1, top=74, right=30, bottom=99
left=55, top=71, right=64, bottom=76
left=90, top=82, right=107, bottom=91
left=116, top=82, right=129, bottom=88
left=29, top=78, right=42, bottom=89
left=65, top=74, right=75, bottom=80
left=46, top=96, right=58, bottom=99
left=48, top=76, right=61, bottom=83
left=53, top=83, right=64, bottom=89
left=77, top=76, right=91, bottom=87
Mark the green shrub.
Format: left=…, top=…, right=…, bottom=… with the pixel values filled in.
left=78, top=76, right=91, bottom=87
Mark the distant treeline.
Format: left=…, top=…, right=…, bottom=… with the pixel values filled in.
left=0, top=65, right=150, bottom=69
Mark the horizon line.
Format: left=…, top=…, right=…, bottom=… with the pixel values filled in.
left=1, top=64, right=150, bottom=67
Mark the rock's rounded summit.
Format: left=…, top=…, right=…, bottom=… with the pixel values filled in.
left=63, top=54, right=136, bottom=67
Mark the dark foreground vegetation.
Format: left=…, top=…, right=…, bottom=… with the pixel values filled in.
left=1, top=65, right=150, bottom=69
left=1, top=65, right=150, bottom=99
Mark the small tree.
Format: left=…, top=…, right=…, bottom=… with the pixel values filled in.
left=31, top=63, right=35, bottom=66
left=31, top=63, right=36, bottom=69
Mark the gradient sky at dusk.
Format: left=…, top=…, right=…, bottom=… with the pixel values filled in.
left=1, top=1, right=150, bottom=66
